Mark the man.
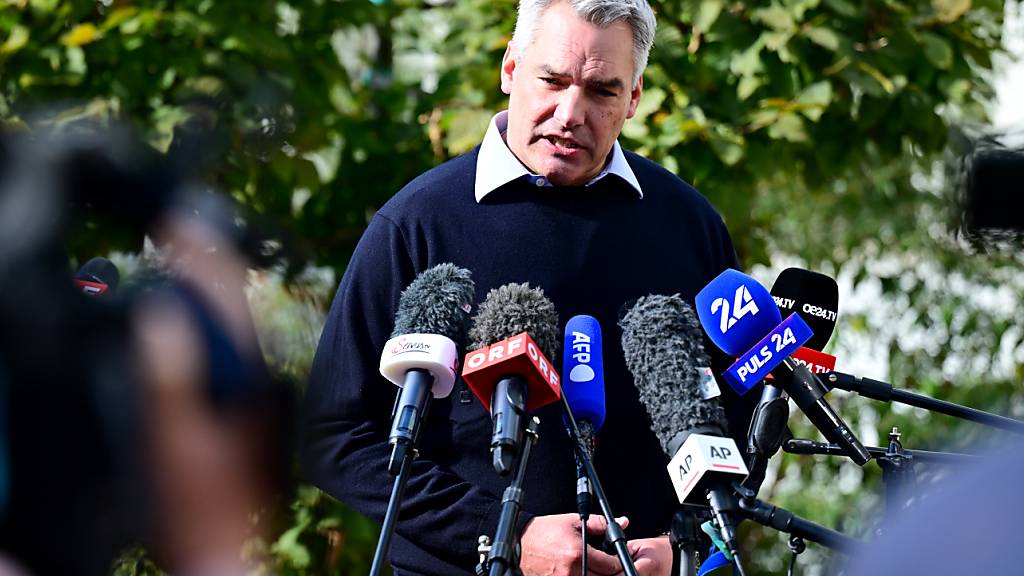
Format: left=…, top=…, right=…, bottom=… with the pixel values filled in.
left=302, top=1, right=749, bottom=575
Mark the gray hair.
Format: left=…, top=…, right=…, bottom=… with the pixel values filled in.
left=511, top=0, right=656, bottom=89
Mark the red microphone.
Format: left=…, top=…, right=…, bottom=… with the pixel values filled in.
left=462, top=331, right=561, bottom=412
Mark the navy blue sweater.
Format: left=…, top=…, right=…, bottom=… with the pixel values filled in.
left=301, top=147, right=752, bottom=575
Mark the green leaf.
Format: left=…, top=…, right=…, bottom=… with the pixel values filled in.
left=632, top=86, right=666, bottom=122
left=695, top=0, right=724, bottom=32
left=730, top=38, right=765, bottom=78
left=738, top=75, right=762, bottom=100
left=796, top=81, right=832, bottom=121
left=752, top=5, right=796, bottom=32
left=0, top=25, right=29, bottom=56
left=922, top=32, right=954, bottom=70
left=804, top=26, right=840, bottom=51
left=710, top=124, right=745, bottom=166
left=767, top=112, right=808, bottom=142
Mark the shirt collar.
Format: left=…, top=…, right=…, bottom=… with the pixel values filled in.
left=474, top=111, right=643, bottom=203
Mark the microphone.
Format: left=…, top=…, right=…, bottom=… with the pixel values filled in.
left=378, top=263, right=475, bottom=475
left=462, top=283, right=561, bottom=475
left=620, top=295, right=748, bottom=570
left=73, top=257, right=120, bottom=297
left=773, top=268, right=838, bottom=374
left=696, top=269, right=870, bottom=465
left=562, top=315, right=606, bottom=519
left=743, top=268, right=841, bottom=491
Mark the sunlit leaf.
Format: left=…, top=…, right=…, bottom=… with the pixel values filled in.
left=932, top=0, right=972, bottom=23
left=804, top=26, right=840, bottom=51
left=61, top=23, right=102, bottom=47
left=0, top=25, right=29, bottom=56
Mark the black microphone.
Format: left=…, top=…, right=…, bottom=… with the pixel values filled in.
left=620, top=295, right=748, bottom=574
left=73, top=257, right=120, bottom=298
left=378, top=263, right=475, bottom=474
left=744, top=268, right=840, bottom=490
left=465, top=283, right=561, bottom=475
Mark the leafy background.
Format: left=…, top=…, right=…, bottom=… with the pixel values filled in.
left=2, top=0, right=1022, bottom=574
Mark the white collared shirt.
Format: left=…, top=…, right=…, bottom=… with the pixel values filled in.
left=474, top=111, right=644, bottom=203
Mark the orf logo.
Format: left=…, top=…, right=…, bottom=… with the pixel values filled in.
left=711, top=285, right=759, bottom=333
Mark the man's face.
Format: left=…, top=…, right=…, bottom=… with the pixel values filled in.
left=501, top=1, right=643, bottom=187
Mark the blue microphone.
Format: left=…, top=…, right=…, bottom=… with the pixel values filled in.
left=696, top=269, right=812, bottom=395
left=563, top=315, right=606, bottom=438
left=562, top=315, right=606, bottom=521
left=696, top=270, right=870, bottom=465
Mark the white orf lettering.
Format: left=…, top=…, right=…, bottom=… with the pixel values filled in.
left=507, top=336, right=524, bottom=354
left=526, top=341, right=539, bottom=361
left=488, top=344, right=505, bottom=362
left=467, top=350, right=487, bottom=369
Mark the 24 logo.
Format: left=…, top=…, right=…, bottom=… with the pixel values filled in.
left=711, top=285, right=759, bottom=333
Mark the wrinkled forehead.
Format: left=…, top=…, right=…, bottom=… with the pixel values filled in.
left=525, top=5, right=635, bottom=80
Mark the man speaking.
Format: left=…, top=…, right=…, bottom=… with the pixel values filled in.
left=302, top=1, right=749, bottom=574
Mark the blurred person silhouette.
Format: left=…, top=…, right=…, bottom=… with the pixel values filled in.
left=0, top=124, right=291, bottom=575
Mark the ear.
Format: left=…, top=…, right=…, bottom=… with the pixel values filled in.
left=500, top=43, right=517, bottom=95
left=625, top=75, right=644, bottom=119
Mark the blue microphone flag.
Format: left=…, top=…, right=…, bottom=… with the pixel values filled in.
left=695, top=269, right=782, bottom=357
left=562, top=315, right=606, bottom=431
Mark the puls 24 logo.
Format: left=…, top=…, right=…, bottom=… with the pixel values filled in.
left=711, top=285, right=760, bottom=333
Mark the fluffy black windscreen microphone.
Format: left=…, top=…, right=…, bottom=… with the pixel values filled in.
left=469, top=282, right=560, bottom=364
left=390, top=263, right=475, bottom=347
left=619, top=294, right=728, bottom=457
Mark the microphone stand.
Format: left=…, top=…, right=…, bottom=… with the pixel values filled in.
left=478, top=417, right=541, bottom=576
left=559, top=396, right=639, bottom=576
left=825, top=372, right=1024, bottom=434
left=731, top=484, right=863, bottom=555
left=369, top=369, right=434, bottom=576
left=783, top=437, right=978, bottom=465
left=668, top=509, right=701, bottom=576
left=785, top=427, right=977, bottom=521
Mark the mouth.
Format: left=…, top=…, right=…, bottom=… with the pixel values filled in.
left=539, top=135, right=585, bottom=156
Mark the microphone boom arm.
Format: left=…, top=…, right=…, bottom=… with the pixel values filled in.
left=825, top=372, right=1024, bottom=434
left=559, top=395, right=639, bottom=576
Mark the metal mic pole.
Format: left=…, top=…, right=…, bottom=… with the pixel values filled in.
left=733, top=485, right=863, bottom=555
left=559, top=396, right=639, bottom=576
left=369, top=450, right=415, bottom=576
left=485, top=417, right=541, bottom=576
left=369, top=369, right=433, bottom=576
left=825, top=372, right=1024, bottom=433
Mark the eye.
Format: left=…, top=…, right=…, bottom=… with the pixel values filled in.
left=540, top=77, right=561, bottom=86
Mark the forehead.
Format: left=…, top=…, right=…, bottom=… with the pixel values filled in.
left=524, top=3, right=635, bottom=79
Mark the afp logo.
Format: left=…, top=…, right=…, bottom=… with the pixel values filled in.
left=711, top=285, right=759, bottom=333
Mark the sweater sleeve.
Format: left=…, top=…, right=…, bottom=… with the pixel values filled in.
left=299, top=213, right=517, bottom=571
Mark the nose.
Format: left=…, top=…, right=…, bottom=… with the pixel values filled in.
left=553, top=86, right=585, bottom=130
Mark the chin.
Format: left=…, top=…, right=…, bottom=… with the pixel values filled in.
left=534, top=160, right=588, bottom=187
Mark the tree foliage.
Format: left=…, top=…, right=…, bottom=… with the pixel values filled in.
left=2, top=1, right=1020, bottom=574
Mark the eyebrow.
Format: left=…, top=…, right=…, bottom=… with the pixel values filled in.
left=539, top=65, right=625, bottom=91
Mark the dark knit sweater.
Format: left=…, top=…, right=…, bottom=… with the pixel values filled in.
left=301, top=146, right=753, bottom=575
